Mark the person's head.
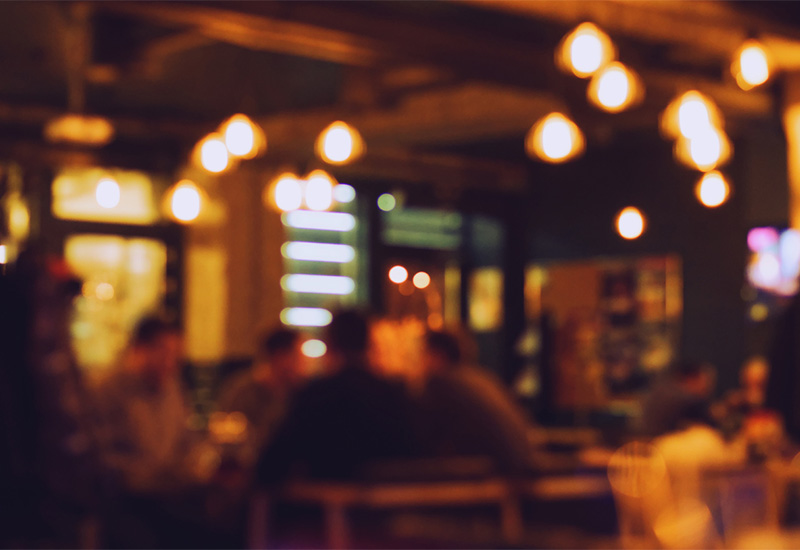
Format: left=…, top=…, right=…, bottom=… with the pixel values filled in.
left=128, top=316, right=182, bottom=384
left=257, top=328, right=302, bottom=385
left=326, top=309, right=370, bottom=368
left=423, top=330, right=462, bottom=374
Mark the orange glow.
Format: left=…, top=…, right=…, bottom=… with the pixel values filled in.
left=315, top=121, right=365, bottom=165
left=616, top=207, right=645, bottom=240
left=557, top=22, right=616, bottom=79
left=266, top=172, right=303, bottom=212
left=222, top=114, right=266, bottom=159
left=44, top=114, right=115, bottom=146
left=304, top=170, right=336, bottom=211
left=525, top=113, right=585, bottom=163
left=695, top=171, right=730, bottom=207
left=674, top=127, right=732, bottom=172
left=197, top=133, right=230, bottom=173
left=587, top=62, right=643, bottom=113
left=660, top=91, right=722, bottom=141
left=732, top=40, right=770, bottom=90
left=164, top=180, right=204, bottom=223
left=389, top=265, right=408, bottom=284
left=412, top=271, right=431, bottom=289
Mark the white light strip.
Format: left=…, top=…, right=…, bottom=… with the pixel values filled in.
left=283, top=210, right=356, bottom=232
left=0, top=245, right=6, bottom=264
left=282, top=241, right=355, bottom=263
left=280, top=307, right=333, bottom=327
left=281, top=274, right=355, bottom=295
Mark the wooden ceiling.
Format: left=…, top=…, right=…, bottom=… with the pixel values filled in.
left=0, top=1, right=796, bottom=188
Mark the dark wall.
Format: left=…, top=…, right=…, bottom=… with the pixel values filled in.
left=523, top=126, right=787, bottom=393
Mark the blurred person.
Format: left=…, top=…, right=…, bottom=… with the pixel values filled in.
left=639, top=360, right=716, bottom=437
left=95, top=316, right=194, bottom=492
left=256, top=310, right=415, bottom=483
left=416, top=329, right=533, bottom=475
left=216, top=328, right=304, bottom=464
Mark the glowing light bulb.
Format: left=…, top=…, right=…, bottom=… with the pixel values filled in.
left=302, top=339, right=327, bottom=358
left=616, top=207, right=645, bottom=240
left=558, top=23, right=615, bottom=78
left=377, top=193, right=396, bottom=212
left=304, top=170, right=335, bottom=211
left=270, top=173, right=303, bottom=212
left=678, top=93, right=712, bottom=139
left=733, top=40, right=770, bottom=90
left=199, top=134, right=230, bottom=173
left=695, top=171, right=730, bottom=207
left=389, top=265, right=408, bottom=284
left=95, top=282, right=115, bottom=301
left=589, top=62, right=641, bottom=113
left=223, top=114, right=264, bottom=158
left=675, top=126, right=731, bottom=172
left=95, top=177, right=120, bottom=209
left=413, top=271, right=431, bottom=289
left=333, top=184, right=356, bottom=203
left=169, top=180, right=202, bottom=223
left=0, top=245, right=6, bottom=265
left=526, top=113, right=585, bottom=163
left=316, top=121, right=364, bottom=165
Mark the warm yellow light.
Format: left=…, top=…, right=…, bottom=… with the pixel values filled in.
left=377, top=193, right=396, bottom=212
left=675, top=127, right=731, bottom=172
left=525, top=112, right=585, bottom=163
left=316, top=121, right=365, bottom=165
left=95, top=177, right=120, bottom=209
left=302, top=339, right=327, bottom=358
left=167, top=180, right=203, bottom=223
left=413, top=271, right=431, bottom=289
left=389, top=265, right=408, bottom=284
left=557, top=22, right=616, bottom=79
left=588, top=62, right=642, bottom=113
left=304, top=170, right=335, bottom=211
left=95, top=282, right=115, bottom=301
left=222, top=114, right=265, bottom=159
left=695, top=171, right=730, bottom=207
left=199, top=133, right=230, bottom=173
left=616, top=207, right=645, bottom=240
left=660, top=91, right=722, bottom=141
left=6, top=195, right=30, bottom=241
left=733, top=40, right=770, bottom=90
left=267, top=172, right=303, bottom=212
left=43, top=114, right=115, bottom=146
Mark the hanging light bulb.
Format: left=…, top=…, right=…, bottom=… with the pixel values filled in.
left=660, top=91, right=722, bottom=141
left=695, top=171, right=731, bottom=208
left=265, top=172, right=303, bottom=212
left=164, top=180, right=204, bottom=223
left=557, top=22, right=616, bottom=79
left=616, top=207, right=645, bottom=240
left=194, top=133, right=230, bottom=173
left=675, top=126, right=732, bottom=172
left=95, top=177, right=120, bottom=209
left=304, top=169, right=336, bottom=211
left=732, top=40, right=770, bottom=90
left=587, top=62, right=643, bottom=113
left=525, top=112, right=585, bottom=163
left=221, top=114, right=266, bottom=159
left=315, top=121, right=365, bottom=165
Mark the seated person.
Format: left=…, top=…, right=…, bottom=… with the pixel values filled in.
left=216, top=328, right=303, bottom=464
left=94, top=316, right=195, bottom=492
left=415, top=330, right=532, bottom=475
left=256, top=310, right=415, bottom=483
left=640, top=360, right=715, bottom=437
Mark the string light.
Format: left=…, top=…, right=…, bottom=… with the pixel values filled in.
left=588, top=62, right=642, bottom=113
left=198, top=133, right=230, bottom=173
left=557, top=22, right=616, bottom=79
left=222, top=114, right=265, bottom=159
left=733, top=40, right=770, bottom=90
left=389, top=265, right=408, bottom=284
left=616, top=207, right=645, bottom=240
left=304, top=170, right=335, bottom=211
left=95, top=177, right=120, bottom=209
left=695, top=171, right=730, bottom=207
left=166, top=180, right=204, bottom=223
left=316, top=121, right=365, bottom=165
left=525, top=113, right=585, bottom=163
left=267, top=172, right=303, bottom=212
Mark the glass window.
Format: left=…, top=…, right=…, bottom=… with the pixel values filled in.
left=52, top=167, right=161, bottom=225
left=65, top=234, right=167, bottom=371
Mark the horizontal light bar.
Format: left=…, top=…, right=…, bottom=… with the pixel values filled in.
left=282, top=241, right=355, bottom=263
left=281, top=274, right=355, bottom=295
left=283, top=210, right=356, bottom=232
left=280, top=307, right=333, bottom=327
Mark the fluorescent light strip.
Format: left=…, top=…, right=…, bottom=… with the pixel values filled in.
left=282, top=242, right=355, bottom=263
left=280, top=307, right=333, bottom=327
left=281, top=274, right=355, bottom=295
left=283, top=210, right=356, bottom=232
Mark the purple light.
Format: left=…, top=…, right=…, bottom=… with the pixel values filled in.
left=748, top=227, right=780, bottom=253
